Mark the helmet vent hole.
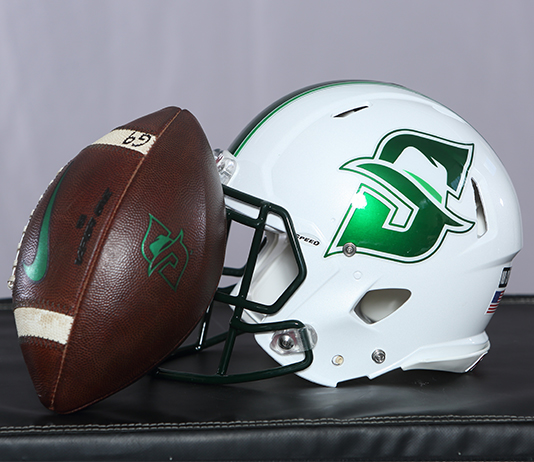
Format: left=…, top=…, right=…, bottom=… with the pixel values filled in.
left=334, top=106, right=369, bottom=118
left=354, top=289, right=411, bottom=324
left=472, top=179, right=487, bottom=237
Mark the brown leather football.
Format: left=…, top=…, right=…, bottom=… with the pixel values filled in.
left=11, top=107, right=227, bottom=413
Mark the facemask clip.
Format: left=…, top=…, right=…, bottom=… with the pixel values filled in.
left=214, top=149, right=237, bottom=185
left=270, top=325, right=317, bottom=355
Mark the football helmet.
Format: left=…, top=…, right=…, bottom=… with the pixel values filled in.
left=159, top=81, right=522, bottom=386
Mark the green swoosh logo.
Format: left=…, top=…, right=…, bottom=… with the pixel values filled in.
left=23, top=168, right=68, bottom=282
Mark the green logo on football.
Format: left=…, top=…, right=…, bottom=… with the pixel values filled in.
left=325, top=130, right=475, bottom=262
left=23, top=166, right=70, bottom=282
left=142, top=215, right=189, bottom=291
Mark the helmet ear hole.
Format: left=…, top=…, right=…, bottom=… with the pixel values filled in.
left=354, top=289, right=411, bottom=324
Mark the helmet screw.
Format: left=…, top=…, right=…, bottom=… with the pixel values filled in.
left=343, top=242, right=356, bottom=257
left=372, top=349, right=386, bottom=364
left=332, top=355, right=344, bottom=366
left=278, top=334, right=295, bottom=351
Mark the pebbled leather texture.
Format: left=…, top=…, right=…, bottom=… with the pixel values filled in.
left=11, top=108, right=227, bottom=413
left=1, top=298, right=534, bottom=460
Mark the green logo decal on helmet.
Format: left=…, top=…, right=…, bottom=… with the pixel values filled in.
left=325, top=130, right=475, bottom=262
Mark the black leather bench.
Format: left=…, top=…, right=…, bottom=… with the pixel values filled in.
left=1, top=296, right=533, bottom=461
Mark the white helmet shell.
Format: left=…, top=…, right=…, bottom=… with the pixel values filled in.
left=223, top=81, right=522, bottom=386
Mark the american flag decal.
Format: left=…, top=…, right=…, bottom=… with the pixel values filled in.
left=486, top=290, right=505, bottom=315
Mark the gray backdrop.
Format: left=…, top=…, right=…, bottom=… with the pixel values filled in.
left=1, top=0, right=532, bottom=297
